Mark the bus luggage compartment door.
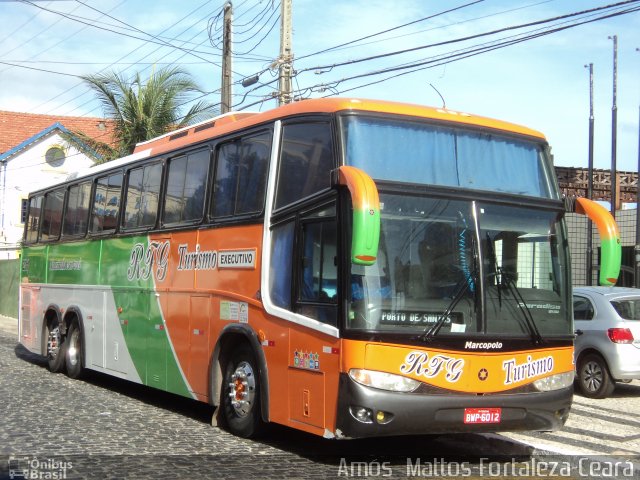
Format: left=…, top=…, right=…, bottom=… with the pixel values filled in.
left=288, top=368, right=324, bottom=429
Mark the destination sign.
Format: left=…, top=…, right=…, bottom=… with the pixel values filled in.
left=380, top=310, right=462, bottom=326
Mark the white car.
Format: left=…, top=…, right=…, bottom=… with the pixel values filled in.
left=573, top=287, right=640, bottom=398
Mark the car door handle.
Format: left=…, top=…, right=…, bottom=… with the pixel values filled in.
left=575, top=329, right=584, bottom=336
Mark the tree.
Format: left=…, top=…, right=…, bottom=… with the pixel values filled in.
left=69, top=67, right=218, bottom=163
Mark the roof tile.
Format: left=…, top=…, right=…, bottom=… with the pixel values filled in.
left=0, top=110, right=117, bottom=154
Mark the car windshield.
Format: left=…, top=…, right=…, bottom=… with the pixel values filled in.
left=347, top=193, right=571, bottom=338
left=610, top=299, right=640, bottom=320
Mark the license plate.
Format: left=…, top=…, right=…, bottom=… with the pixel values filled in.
left=463, top=407, right=502, bottom=424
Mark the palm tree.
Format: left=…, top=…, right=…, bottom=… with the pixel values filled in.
left=69, top=67, right=218, bottom=162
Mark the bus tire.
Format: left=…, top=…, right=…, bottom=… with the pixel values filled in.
left=45, top=318, right=66, bottom=373
left=576, top=353, right=615, bottom=399
left=65, top=319, right=84, bottom=379
left=221, top=345, right=264, bottom=438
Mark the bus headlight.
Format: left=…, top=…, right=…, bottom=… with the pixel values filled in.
left=533, top=372, right=574, bottom=392
left=349, top=369, right=420, bottom=392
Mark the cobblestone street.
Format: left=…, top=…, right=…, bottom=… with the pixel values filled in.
left=1, top=316, right=639, bottom=479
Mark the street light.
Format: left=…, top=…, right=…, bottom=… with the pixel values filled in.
left=635, top=47, right=640, bottom=287
left=585, top=63, right=595, bottom=286
left=608, top=35, right=618, bottom=217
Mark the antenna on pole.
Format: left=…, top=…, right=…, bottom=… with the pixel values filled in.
left=221, top=2, right=233, bottom=114
left=429, top=83, right=446, bottom=109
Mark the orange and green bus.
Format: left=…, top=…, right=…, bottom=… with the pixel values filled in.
left=19, top=98, right=619, bottom=439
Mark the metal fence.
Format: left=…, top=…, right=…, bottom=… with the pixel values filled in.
left=566, top=208, right=637, bottom=288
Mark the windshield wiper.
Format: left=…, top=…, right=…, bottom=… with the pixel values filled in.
left=498, top=268, right=544, bottom=345
left=420, top=270, right=475, bottom=342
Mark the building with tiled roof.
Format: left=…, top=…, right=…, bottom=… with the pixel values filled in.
left=0, top=110, right=116, bottom=155
left=0, top=110, right=116, bottom=259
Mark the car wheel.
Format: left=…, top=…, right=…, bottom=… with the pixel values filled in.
left=576, top=353, right=615, bottom=399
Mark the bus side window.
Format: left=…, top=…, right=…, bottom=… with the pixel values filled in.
left=123, top=163, right=162, bottom=230
left=63, top=182, right=91, bottom=237
left=274, top=122, right=334, bottom=210
left=91, top=172, right=123, bottom=234
left=269, top=220, right=295, bottom=309
left=40, top=188, right=65, bottom=242
left=213, top=132, right=270, bottom=218
left=25, top=195, right=43, bottom=244
left=164, top=150, right=209, bottom=225
left=295, top=206, right=338, bottom=326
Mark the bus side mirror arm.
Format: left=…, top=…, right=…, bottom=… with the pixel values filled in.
left=573, top=197, right=621, bottom=286
left=333, top=166, right=380, bottom=266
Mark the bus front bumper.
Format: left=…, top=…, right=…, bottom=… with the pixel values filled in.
left=334, top=373, right=572, bottom=439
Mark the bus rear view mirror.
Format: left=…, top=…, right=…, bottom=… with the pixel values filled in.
left=335, top=166, right=380, bottom=266
left=573, top=197, right=621, bottom=286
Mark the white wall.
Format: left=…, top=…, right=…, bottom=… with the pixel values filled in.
left=0, top=131, right=96, bottom=259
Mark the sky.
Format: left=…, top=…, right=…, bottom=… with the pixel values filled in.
left=0, top=0, right=639, bottom=172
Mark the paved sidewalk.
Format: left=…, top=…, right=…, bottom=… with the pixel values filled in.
left=0, top=314, right=18, bottom=338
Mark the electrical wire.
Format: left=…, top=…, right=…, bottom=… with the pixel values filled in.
left=296, top=0, right=640, bottom=75
left=29, top=0, right=216, bottom=112
left=307, top=5, right=640, bottom=98
left=296, top=0, right=486, bottom=61
left=40, top=2, right=222, bottom=114
left=0, top=1, right=127, bottom=77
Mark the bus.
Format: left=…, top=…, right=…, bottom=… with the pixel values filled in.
left=19, top=98, right=620, bottom=439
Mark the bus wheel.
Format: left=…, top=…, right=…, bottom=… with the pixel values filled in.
left=45, top=319, right=66, bottom=373
left=222, top=345, right=264, bottom=438
left=576, top=353, right=615, bottom=399
left=65, top=319, right=84, bottom=379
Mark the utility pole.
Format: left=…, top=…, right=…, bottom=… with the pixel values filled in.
left=221, top=2, right=233, bottom=114
left=585, top=63, right=595, bottom=286
left=635, top=47, right=640, bottom=287
left=609, top=35, right=618, bottom=217
left=278, top=0, right=293, bottom=106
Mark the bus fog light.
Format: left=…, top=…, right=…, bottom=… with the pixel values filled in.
left=350, top=406, right=373, bottom=423
left=349, top=369, right=420, bottom=392
left=376, top=410, right=393, bottom=424
left=533, top=372, right=574, bottom=392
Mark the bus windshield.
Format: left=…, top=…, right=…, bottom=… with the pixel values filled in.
left=347, top=194, right=571, bottom=337
left=342, top=115, right=559, bottom=199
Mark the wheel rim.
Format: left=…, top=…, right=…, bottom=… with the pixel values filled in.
left=67, top=328, right=80, bottom=367
left=47, top=325, right=61, bottom=360
left=228, top=361, right=256, bottom=417
left=582, top=360, right=604, bottom=393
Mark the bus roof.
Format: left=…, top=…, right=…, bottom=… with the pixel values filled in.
left=55, top=97, right=545, bottom=192
left=133, top=98, right=546, bottom=158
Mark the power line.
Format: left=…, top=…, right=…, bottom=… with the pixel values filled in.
left=18, top=0, right=221, bottom=64
left=0, top=1, right=84, bottom=75
left=296, top=0, right=486, bottom=61
left=71, top=0, right=220, bottom=65
left=0, top=1, right=127, bottom=77
left=303, top=5, right=640, bottom=98
left=306, top=0, right=556, bottom=57
left=229, top=1, right=640, bottom=111
left=297, top=0, right=640, bottom=75
left=1, top=60, right=213, bottom=65
left=32, top=0, right=217, bottom=113
left=0, top=0, right=49, bottom=45
left=0, top=60, right=82, bottom=77
left=59, top=2, right=263, bottom=116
